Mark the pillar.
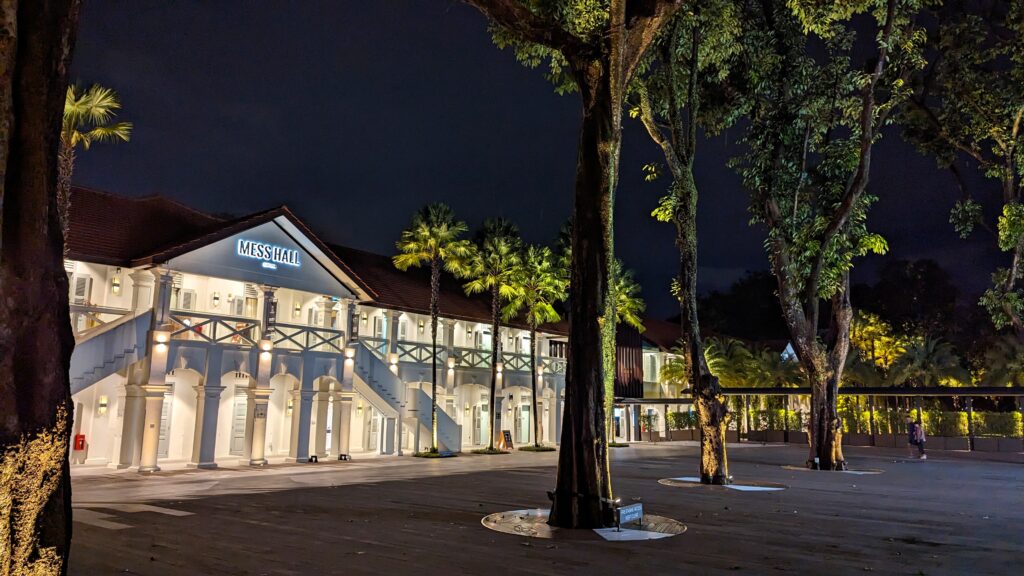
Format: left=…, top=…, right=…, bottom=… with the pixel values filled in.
left=345, top=299, right=358, bottom=342
left=311, top=386, right=330, bottom=458
left=137, top=293, right=173, bottom=473
left=329, top=393, right=347, bottom=456
left=190, top=347, right=224, bottom=468
left=116, top=381, right=146, bottom=468
left=248, top=387, right=272, bottom=465
left=244, top=338, right=274, bottom=465
left=381, top=417, right=396, bottom=455
left=288, top=389, right=315, bottom=462
left=387, top=309, right=401, bottom=355
left=128, top=270, right=155, bottom=314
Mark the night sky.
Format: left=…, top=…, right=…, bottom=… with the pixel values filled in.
left=69, top=1, right=1004, bottom=318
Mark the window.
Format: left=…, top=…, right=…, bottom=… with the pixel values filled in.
left=399, top=319, right=408, bottom=341
left=373, top=315, right=385, bottom=339
left=71, top=275, right=92, bottom=305
left=178, top=289, right=197, bottom=311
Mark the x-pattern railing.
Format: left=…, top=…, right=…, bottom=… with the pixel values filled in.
left=501, top=352, right=532, bottom=372
left=361, top=337, right=388, bottom=360
left=454, top=346, right=491, bottom=369
left=169, top=310, right=260, bottom=347
left=396, top=340, right=437, bottom=363
left=271, top=322, right=346, bottom=353
left=542, top=356, right=567, bottom=375
left=70, top=304, right=131, bottom=338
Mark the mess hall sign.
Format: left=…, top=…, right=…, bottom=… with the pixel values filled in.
left=236, top=239, right=301, bottom=270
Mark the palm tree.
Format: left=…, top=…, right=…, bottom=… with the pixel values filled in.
left=745, top=345, right=804, bottom=432
left=393, top=203, right=474, bottom=452
left=981, top=335, right=1024, bottom=387
left=60, top=84, right=132, bottom=242
left=890, top=338, right=970, bottom=424
left=705, top=338, right=755, bottom=434
left=464, top=218, right=521, bottom=451
left=503, top=245, right=568, bottom=447
left=610, top=259, right=645, bottom=331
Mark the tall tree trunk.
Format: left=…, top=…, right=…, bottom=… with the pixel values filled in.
left=675, top=174, right=730, bottom=484
left=488, top=284, right=499, bottom=451
left=0, top=1, right=81, bottom=573
left=549, top=58, right=618, bottom=529
left=430, top=260, right=440, bottom=452
left=530, top=326, right=540, bottom=447
left=802, top=275, right=851, bottom=470
left=56, top=142, right=72, bottom=255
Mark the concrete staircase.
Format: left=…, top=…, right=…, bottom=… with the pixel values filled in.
left=352, top=340, right=461, bottom=453
left=69, top=310, right=152, bottom=395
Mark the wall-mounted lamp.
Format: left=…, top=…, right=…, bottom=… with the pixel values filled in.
left=111, top=276, right=121, bottom=296
left=153, top=330, right=170, bottom=352
left=286, top=398, right=294, bottom=416
left=97, top=395, right=109, bottom=416
left=211, top=291, right=220, bottom=308
left=259, top=339, right=273, bottom=360
left=293, top=302, right=302, bottom=318
left=495, top=361, right=504, bottom=375
left=361, top=312, right=368, bottom=326
left=418, top=320, right=425, bottom=334
left=357, top=402, right=363, bottom=414
left=344, top=347, right=356, bottom=359
left=227, top=293, right=235, bottom=303
left=447, top=357, right=457, bottom=369
left=464, top=402, right=470, bottom=414
left=387, top=353, right=399, bottom=366
left=537, top=362, right=545, bottom=375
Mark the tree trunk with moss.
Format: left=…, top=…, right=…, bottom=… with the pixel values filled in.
left=0, top=1, right=81, bottom=574
left=549, top=57, right=618, bottom=529
left=488, top=284, right=500, bottom=451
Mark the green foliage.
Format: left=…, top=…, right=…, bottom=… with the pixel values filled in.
left=659, top=354, right=689, bottom=390
left=750, top=409, right=804, bottom=431
left=997, top=203, right=1024, bottom=252
left=949, top=199, right=983, bottom=239
left=979, top=269, right=1024, bottom=331
left=889, top=338, right=970, bottom=387
left=901, top=1, right=1024, bottom=331
left=463, top=218, right=522, bottom=304
left=610, top=260, right=645, bottom=331
left=974, top=412, right=1024, bottom=438
left=488, top=0, right=612, bottom=94
left=735, top=0, right=926, bottom=304
left=63, top=84, right=132, bottom=150
left=980, top=335, right=1024, bottom=387
left=393, top=203, right=474, bottom=276
left=503, top=245, right=567, bottom=329
left=921, top=410, right=968, bottom=438
left=668, top=411, right=698, bottom=430
left=639, top=412, right=660, bottom=432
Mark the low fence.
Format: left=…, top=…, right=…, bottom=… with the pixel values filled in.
left=636, top=387, right=1024, bottom=453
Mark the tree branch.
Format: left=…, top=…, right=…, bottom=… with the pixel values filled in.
left=461, top=0, right=590, bottom=56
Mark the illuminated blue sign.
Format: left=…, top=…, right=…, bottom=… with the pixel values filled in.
left=236, top=239, right=301, bottom=270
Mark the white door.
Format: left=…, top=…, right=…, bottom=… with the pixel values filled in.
left=229, top=396, right=248, bottom=455
left=157, top=388, right=173, bottom=458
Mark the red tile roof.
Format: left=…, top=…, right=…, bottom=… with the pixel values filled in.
left=67, top=186, right=224, bottom=266
left=68, top=187, right=683, bottom=343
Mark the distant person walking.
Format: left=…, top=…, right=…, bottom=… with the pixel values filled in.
left=906, top=416, right=927, bottom=460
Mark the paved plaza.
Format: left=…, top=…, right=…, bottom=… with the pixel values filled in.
left=69, top=443, right=1024, bottom=575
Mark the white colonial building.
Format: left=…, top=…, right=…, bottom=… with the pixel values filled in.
left=66, top=187, right=683, bottom=471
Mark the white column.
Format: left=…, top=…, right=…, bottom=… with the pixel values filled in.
left=248, top=388, right=272, bottom=465
left=249, top=340, right=273, bottom=465
left=311, top=387, right=330, bottom=458
left=138, top=323, right=173, bottom=472
left=190, top=347, right=224, bottom=468
left=128, top=270, right=155, bottom=314
left=337, top=396, right=353, bottom=456
left=116, top=381, right=146, bottom=468
left=288, top=389, right=315, bottom=462
left=329, top=393, right=344, bottom=456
